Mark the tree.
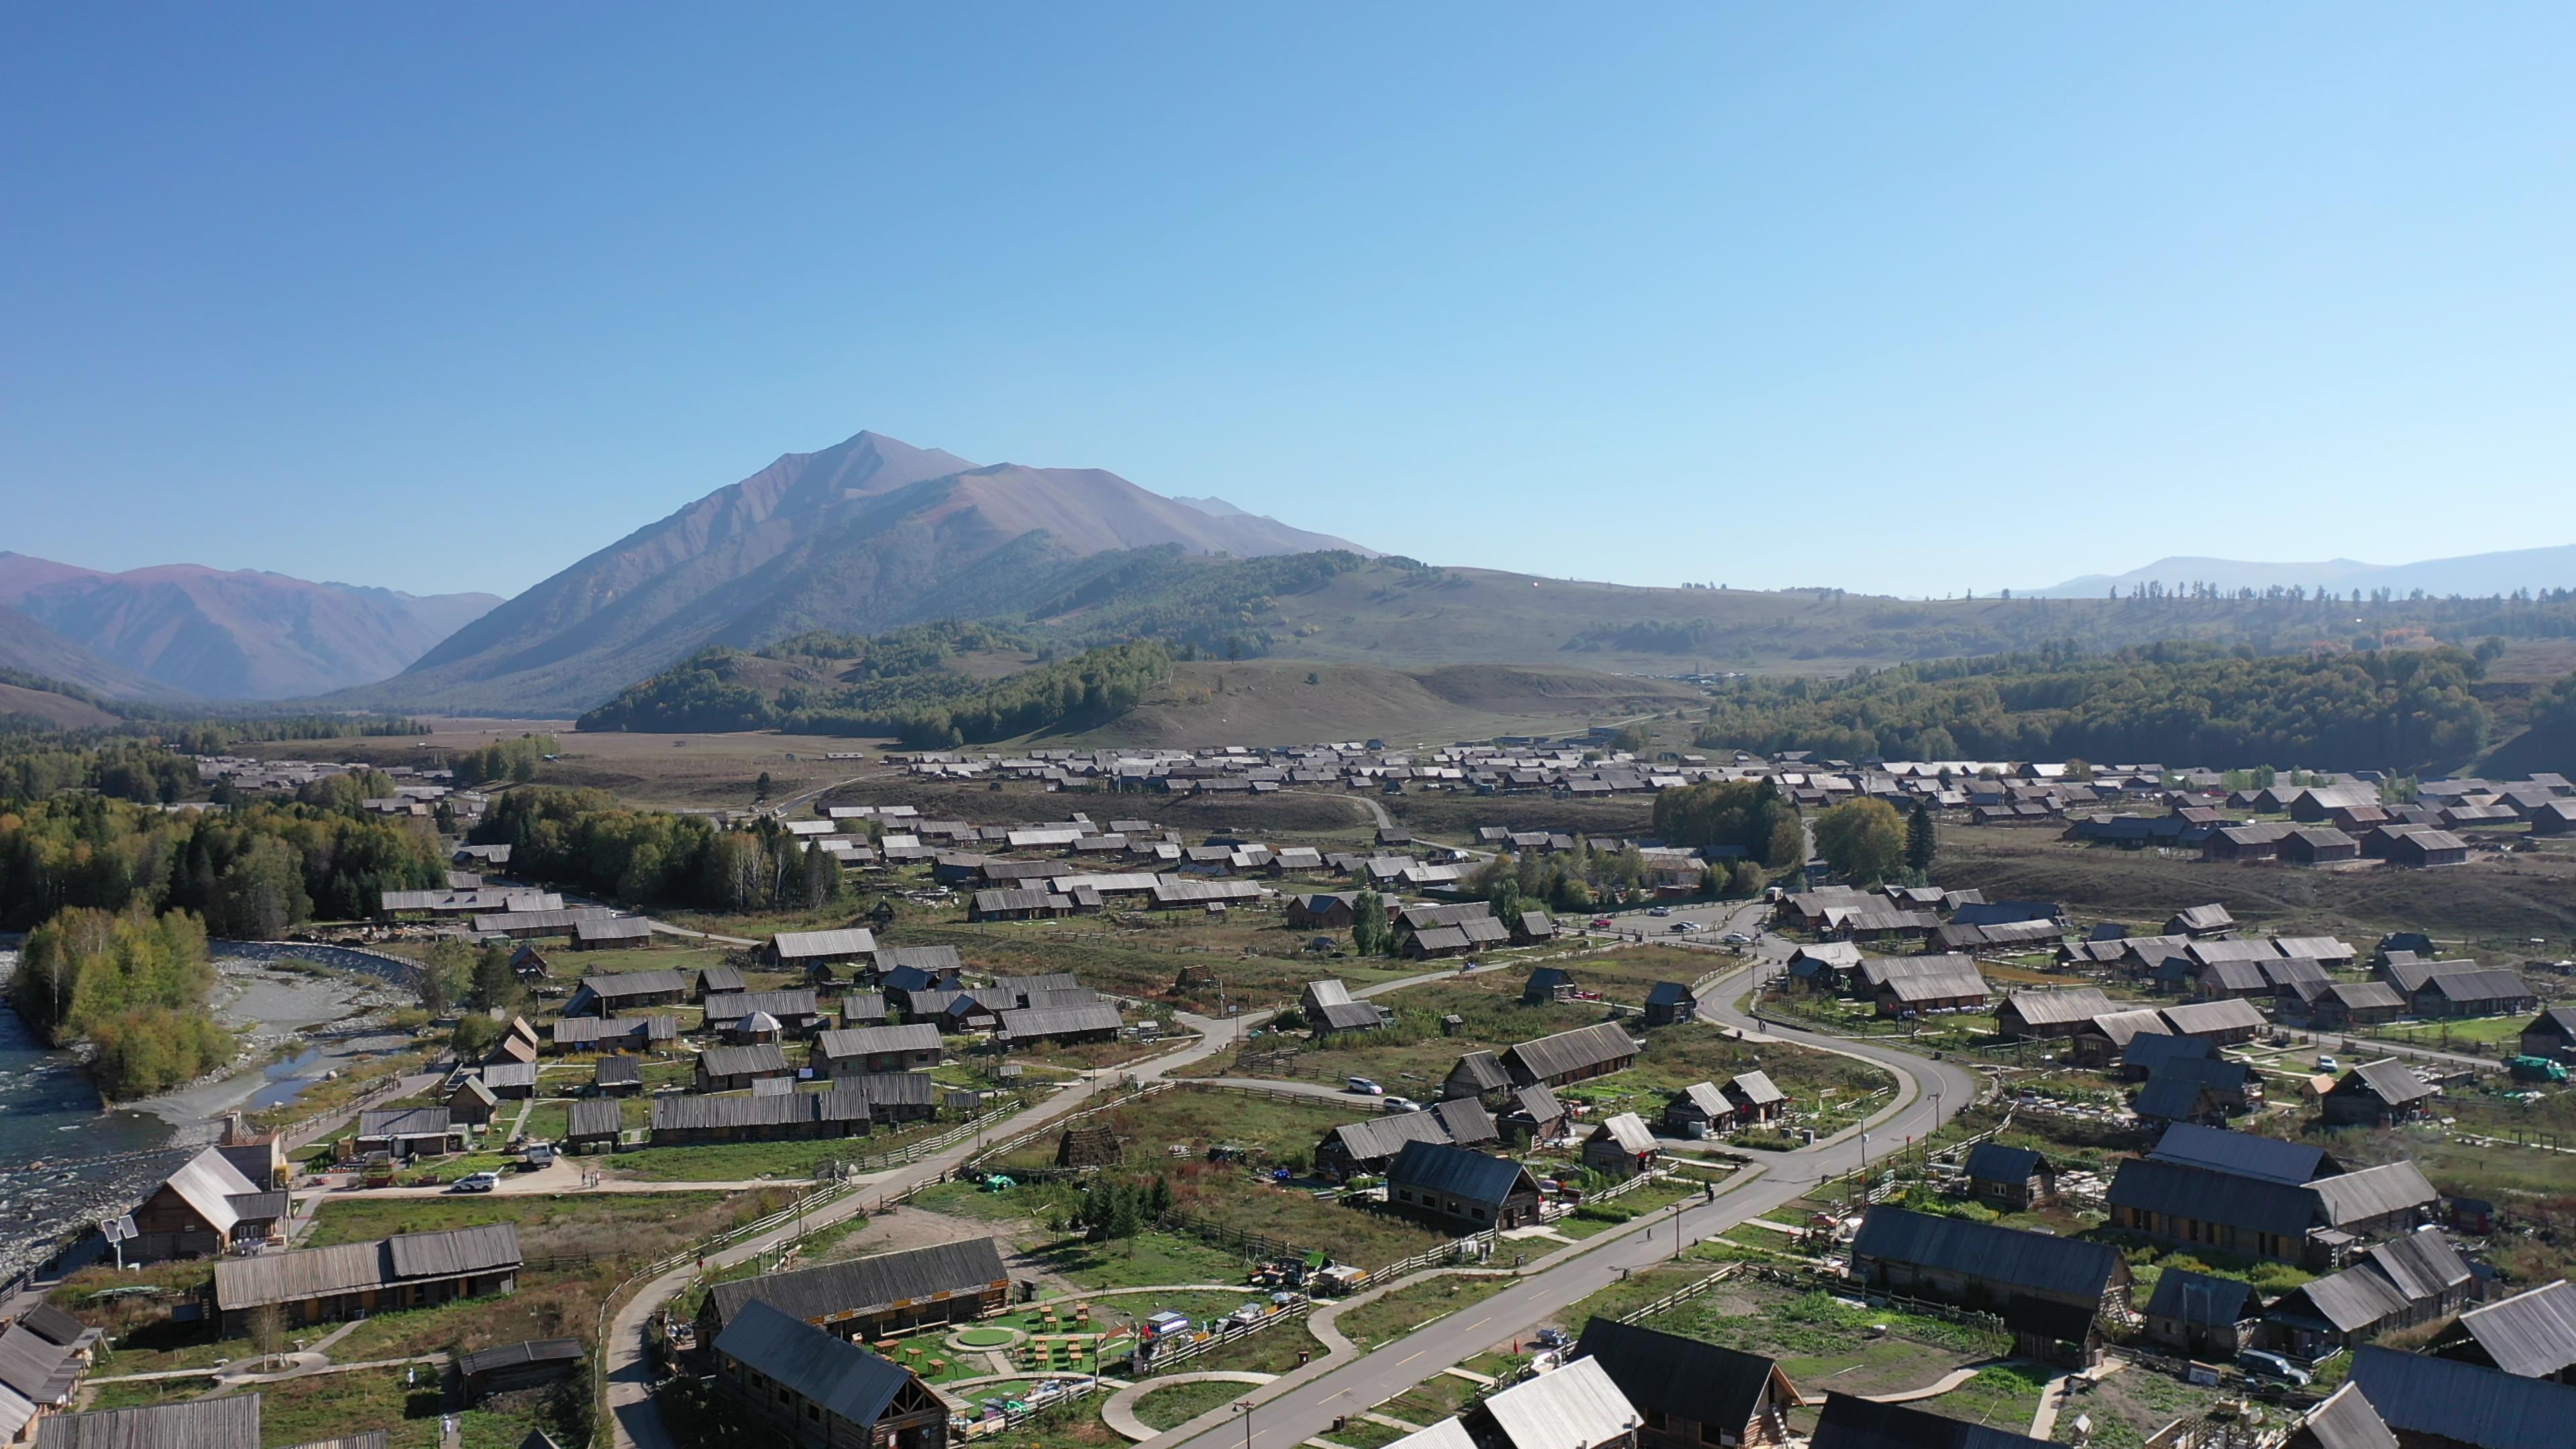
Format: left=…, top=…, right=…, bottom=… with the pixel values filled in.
left=451, top=1013, right=504, bottom=1061
left=1725, top=859, right=1764, bottom=897
left=1352, top=889, right=1389, bottom=957
left=470, top=941, right=523, bottom=1012
left=1485, top=867, right=1523, bottom=924
left=1764, top=813, right=1806, bottom=871
left=1905, top=801, right=1938, bottom=875
left=1814, top=798, right=1907, bottom=883
left=754, top=771, right=773, bottom=803
left=798, top=845, right=842, bottom=911
left=417, top=939, right=472, bottom=1015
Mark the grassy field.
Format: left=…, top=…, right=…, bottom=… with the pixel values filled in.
left=605, top=1114, right=957, bottom=1181
left=1191, top=974, right=1893, bottom=1135
left=1940, top=824, right=2576, bottom=948
left=301, top=1190, right=780, bottom=1254
left=1133, top=1379, right=1256, bottom=1432
left=987, top=1085, right=1360, bottom=1171
left=1335, top=1273, right=1513, bottom=1350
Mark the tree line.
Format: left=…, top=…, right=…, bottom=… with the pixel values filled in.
left=578, top=639, right=1175, bottom=748
left=468, top=786, right=844, bottom=912
left=1692, top=643, right=2498, bottom=773
left=9, top=904, right=233, bottom=1099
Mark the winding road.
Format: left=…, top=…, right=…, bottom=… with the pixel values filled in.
left=604, top=906, right=1980, bottom=1449
left=1142, top=947, right=1980, bottom=1449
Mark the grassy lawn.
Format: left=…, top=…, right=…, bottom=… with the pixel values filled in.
left=520, top=1099, right=572, bottom=1140
left=1336, top=1273, right=1512, bottom=1350
left=987, top=1086, right=1357, bottom=1171
left=2053, top=1364, right=2239, bottom=1448
left=608, top=1116, right=949, bottom=1180
left=1554, top=1177, right=1704, bottom=1241
left=898, top=915, right=1417, bottom=1018
left=302, top=1189, right=788, bottom=1258
left=1191, top=975, right=1893, bottom=1137
left=1377, top=1348, right=1531, bottom=1424
left=254, top=1368, right=445, bottom=1449
left=1334, top=1417, right=1413, bottom=1448
left=1913, top=1364, right=2051, bottom=1437
left=1134, top=1379, right=1258, bottom=1432
left=551, top=943, right=729, bottom=978
left=1030, top=1230, right=1254, bottom=1289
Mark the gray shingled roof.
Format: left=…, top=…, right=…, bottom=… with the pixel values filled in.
left=1502, top=1022, right=1637, bottom=1081
left=1850, top=1206, right=2118, bottom=1301
left=2310, top=1161, right=2436, bottom=1225
left=713, top=1300, right=916, bottom=1425
left=1387, top=1139, right=1534, bottom=1205
left=2108, top=1158, right=2320, bottom=1240
left=37, top=1398, right=263, bottom=1449
left=2448, top=1281, right=2576, bottom=1379
left=708, top=1238, right=1008, bottom=1330
left=2148, top=1123, right=2331, bottom=1183
left=2143, top=1268, right=2253, bottom=1326
left=1574, top=1318, right=1789, bottom=1435
left=2349, top=1346, right=2574, bottom=1449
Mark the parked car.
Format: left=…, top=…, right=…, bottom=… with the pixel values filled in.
left=2237, top=1350, right=2311, bottom=1386
left=1382, top=1097, right=1423, bottom=1114
left=2316, top=1055, right=2338, bottom=1071
left=448, top=1171, right=500, bottom=1194
left=1721, top=932, right=1752, bottom=945
left=1346, top=1076, right=1383, bottom=1095
left=1648, top=906, right=1672, bottom=917
left=1591, top=916, right=1615, bottom=928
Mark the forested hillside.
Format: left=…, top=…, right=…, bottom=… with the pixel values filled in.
left=1693, top=643, right=2506, bottom=772
left=576, top=633, right=1175, bottom=747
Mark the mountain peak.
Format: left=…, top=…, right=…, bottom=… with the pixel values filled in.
left=376, top=428, right=1374, bottom=712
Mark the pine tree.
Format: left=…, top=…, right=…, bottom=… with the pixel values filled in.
left=1905, top=801, right=1938, bottom=875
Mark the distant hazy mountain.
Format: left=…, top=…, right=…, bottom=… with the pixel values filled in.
left=374, top=430, right=1375, bottom=713
left=0, top=602, right=174, bottom=700
left=0, top=553, right=502, bottom=699
left=2028, top=545, right=2576, bottom=600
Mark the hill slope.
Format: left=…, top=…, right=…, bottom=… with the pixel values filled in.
left=370, top=429, right=1373, bottom=714
left=0, top=553, right=500, bottom=699
left=0, top=603, right=178, bottom=700
left=1062, top=660, right=1703, bottom=747
left=2028, top=543, right=2576, bottom=599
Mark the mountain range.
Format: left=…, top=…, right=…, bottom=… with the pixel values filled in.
left=0, top=553, right=500, bottom=700
left=2028, top=545, right=2576, bottom=600
left=13, top=424, right=2576, bottom=721
left=356, top=431, right=1373, bottom=713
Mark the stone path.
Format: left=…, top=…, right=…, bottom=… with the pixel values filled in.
left=2027, top=1366, right=2074, bottom=1440
left=1102, top=1371, right=1278, bottom=1442
left=1857, top=1364, right=1987, bottom=1403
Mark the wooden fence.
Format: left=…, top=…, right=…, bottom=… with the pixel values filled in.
left=1123, top=1295, right=1313, bottom=1377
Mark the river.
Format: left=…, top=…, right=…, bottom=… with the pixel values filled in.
left=0, top=945, right=419, bottom=1282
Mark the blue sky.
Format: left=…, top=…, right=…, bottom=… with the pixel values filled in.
left=5, top=7, right=2572, bottom=600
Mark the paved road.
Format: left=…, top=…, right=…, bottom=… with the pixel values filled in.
left=606, top=1010, right=1258, bottom=1449
left=1146, top=963, right=1980, bottom=1449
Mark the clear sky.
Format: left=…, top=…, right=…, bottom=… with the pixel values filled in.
left=5, top=6, right=2573, bottom=601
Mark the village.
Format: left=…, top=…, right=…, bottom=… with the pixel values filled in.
left=7, top=733, right=2573, bottom=1449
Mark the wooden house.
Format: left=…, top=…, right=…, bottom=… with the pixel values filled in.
left=1581, top=1112, right=1662, bottom=1179
left=2320, top=1060, right=2436, bottom=1127
left=123, top=1148, right=289, bottom=1261
left=1575, top=1318, right=1802, bottom=1449
left=1847, top=1207, right=2127, bottom=1368
left=1386, top=1139, right=1544, bottom=1232
left=2520, top=1006, right=2576, bottom=1065
left=210, top=1225, right=521, bottom=1335
left=1642, top=981, right=1697, bottom=1028
left=1723, top=1072, right=1786, bottom=1123
left=2141, top=1269, right=2260, bottom=1359
left=710, top=1301, right=951, bottom=1449
left=1662, top=1083, right=1735, bottom=1140
left=1962, top=1143, right=2055, bottom=1211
